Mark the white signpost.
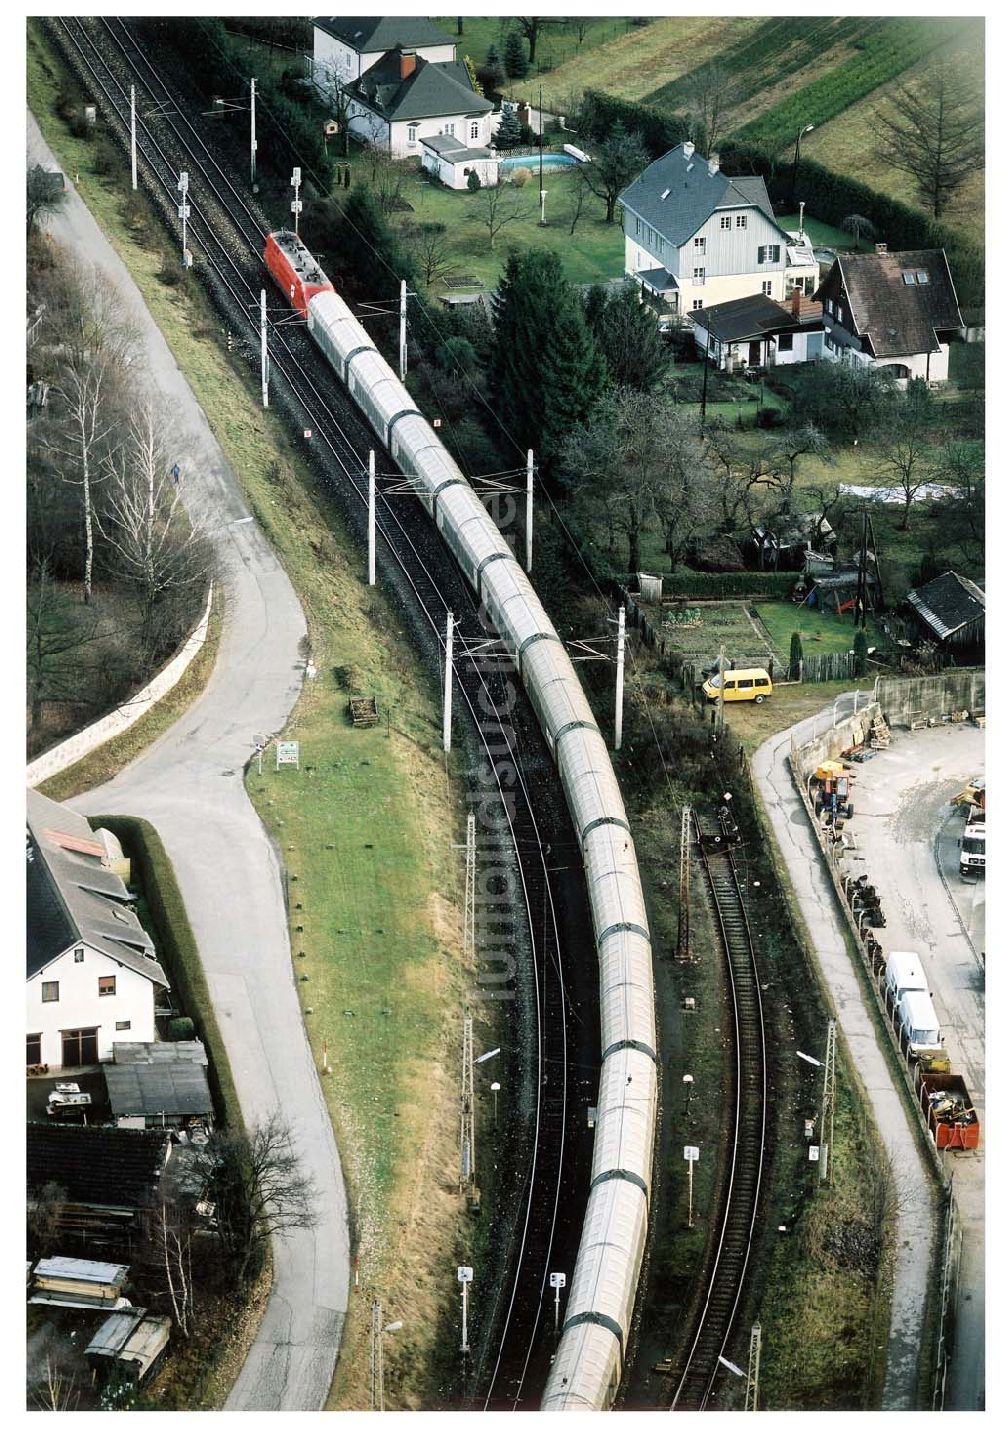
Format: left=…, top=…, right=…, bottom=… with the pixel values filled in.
left=549, top=1271, right=566, bottom=1328
left=684, top=1144, right=700, bottom=1228
left=457, top=1266, right=473, bottom=1353
left=276, top=740, right=300, bottom=769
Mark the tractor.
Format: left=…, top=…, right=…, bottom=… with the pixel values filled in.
left=811, top=760, right=854, bottom=821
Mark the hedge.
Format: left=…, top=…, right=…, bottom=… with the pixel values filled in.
left=640, top=571, right=799, bottom=599
left=96, top=816, right=243, bottom=1131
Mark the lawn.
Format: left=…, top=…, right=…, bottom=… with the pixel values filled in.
left=775, top=213, right=874, bottom=254
left=757, top=601, right=873, bottom=661
left=433, top=15, right=636, bottom=79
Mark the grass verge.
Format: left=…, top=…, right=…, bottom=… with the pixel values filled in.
left=37, top=590, right=223, bottom=803
left=30, top=21, right=471, bottom=1406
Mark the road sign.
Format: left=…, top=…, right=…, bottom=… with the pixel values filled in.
left=683, top=1145, right=700, bottom=1162
left=457, top=1266, right=473, bottom=1284
left=808, top=1144, right=820, bottom=1162
left=276, top=740, right=299, bottom=768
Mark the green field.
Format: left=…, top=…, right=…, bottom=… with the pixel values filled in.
left=775, top=213, right=874, bottom=254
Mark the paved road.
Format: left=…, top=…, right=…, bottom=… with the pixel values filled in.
left=846, top=724, right=984, bottom=1411
left=28, top=110, right=351, bottom=1408
left=752, top=703, right=937, bottom=1411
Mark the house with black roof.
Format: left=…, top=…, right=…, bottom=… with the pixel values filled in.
left=905, top=571, right=985, bottom=657
left=26, top=789, right=168, bottom=1071
left=619, top=142, right=819, bottom=323
left=814, top=246, right=963, bottom=383
left=688, top=290, right=826, bottom=371
left=313, top=17, right=493, bottom=159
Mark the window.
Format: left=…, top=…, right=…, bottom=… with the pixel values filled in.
left=916, top=271, right=929, bottom=284
left=74, top=948, right=85, bottom=963
left=693, top=267, right=706, bottom=285
left=754, top=677, right=769, bottom=687
left=835, top=304, right=843, bottom=323
left=443, top=122, right=455, bottom=137
left=720, top=215, right=732, bottom=231
left=407, top=124, right=418, bottom=144
left=737, top=678, right=753, bottom=690
left=27, top=1034, right=41, bottom=1066
left=778, top=333, right=794, bottom=351
left=469, top=121, right=479, bottom=142
left=757, top=244, right=781, bottom=264
left=736, top=214, right=747, bottom=229
left=98, top=975, right=116, bottom=997
left=62, top=1028, right=99, bottom=1066
left=115, top=1020, right=131, bottom=1032
left=693, top=236, right=706, bottom=253
left=902, top=272, right=916, bottom=286
left=42, top=981, right=59, bottom=1003
left=691, top=299, right=704, bottom=311
left=761, top=280, right=772, bottom=296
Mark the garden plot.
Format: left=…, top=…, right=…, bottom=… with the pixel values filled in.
left=642, top=600, right=781, bottom=671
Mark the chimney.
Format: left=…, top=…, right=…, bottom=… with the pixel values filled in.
left=875, top=242, right=887, bottom=256
left=682, top=139, right=695, bottom=159
left=707, top=151, right=720, bottom=175
left=399, top=49, right=416, bottom=81
left=791, top=288, right=802, bottom=318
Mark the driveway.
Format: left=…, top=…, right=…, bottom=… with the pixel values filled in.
left=752, top=702, right=937, bottom=1411
left=28, top=110, right=350, bottom=1409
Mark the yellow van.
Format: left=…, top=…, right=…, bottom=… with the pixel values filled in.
left=702, top=667, right=773, bottom=704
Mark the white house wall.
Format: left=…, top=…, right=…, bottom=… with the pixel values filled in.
left=27, top=944, right=159, bottom=1067
left=313, top=30, right=362, bottom=87
left=345, top=100, right=390, bottom=150
left=423, top=151, right=498, bottom=189
left=379, top=112, right=493, bottom=160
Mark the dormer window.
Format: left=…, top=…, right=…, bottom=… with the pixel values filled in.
left=916, top=271, right=929, bottom=284
left=661, top=188, right=671, bottom=199
left=902, top=272, right=916, bottom=286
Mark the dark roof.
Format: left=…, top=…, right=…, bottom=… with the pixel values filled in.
left=105, top=1062, right=213, bottom=1120
left=687, top=292, right=818, bottom=343
left=906, top=571, right=985, bottom=640
left=26, top=790, right=167, bottom=988
left=817, top=250, right=963, bottom=357
left=27, top=1124, right=170, bottom=1209
left=620, top=144, right=778, bottom=247
left=314, top=17, right=454, bottom=53
left=347, top=47, right=491, bottom=122
left=635, top=266, right=678, bottom=293
left=421, top=134, right=495, bottom=163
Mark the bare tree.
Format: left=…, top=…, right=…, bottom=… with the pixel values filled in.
left=475, top=180, right=528, bottom=251
left=402, top=222, right=458, bottom=287
left=365, top=142, right=406, bottom=215
left=27, top=1180, right=67, bottom=1256
left=47, top=358, right=115, bottom=605
left=874, top=60, right=984, bottom=218
left=193, top=1113, right=318, bottom=1288
left=26, top=559, right=104, bottom=735
left=151, top=1197, right=197, bottom=1338
left=567, top=165, right=589, bottom=236
left=32, top=1356, right=79, bottom=1413
left=27, top=164, right=66, bottom=236
left=762, top=421, right=832, bottom=513
left=515, top=16, right=547, bottom=65
left=681, top=62, right=743, bottom=154
left=578, top=122, right=648, bottom=223
left=841, top=213, right=876, bottom=251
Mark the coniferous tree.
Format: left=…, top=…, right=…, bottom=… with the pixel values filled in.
left=585, top=281, right=670, bottom=393
left=496, top=102, right=522, bottom=151
left=491, top=247, right=607, bottom=464
left=503, top=30, right=529, bottom=80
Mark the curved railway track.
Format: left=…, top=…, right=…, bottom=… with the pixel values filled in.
left=47, top=16, right=595, bottom=1407
left=668, top=808, right=767, bottom=1412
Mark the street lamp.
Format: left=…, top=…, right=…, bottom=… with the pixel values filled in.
left=539, top=188, right=548, bottom=226
left=490, top=1080, right=501, bottom=1126
left=682, top=1072, right=694, bottom=1117
left=792, top=122, right=814, bottom=197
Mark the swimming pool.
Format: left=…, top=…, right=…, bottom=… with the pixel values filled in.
left=498, top=152, right=581, bottom=171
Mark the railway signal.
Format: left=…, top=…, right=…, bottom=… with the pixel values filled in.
left=549, top=1271, right=566, bottom=1329
left=684, top=1144, right=699, bottom=1227
left=368, top=450, right=376, bottom=586
left=176, top=170, right=191, bottom=268
left=525, top=448, right=534, bottom=573
left=443, top=611, right=455, bottom=753
left=457, top=1266, right=473, bottom=1354
left=260, top=289, right=268, bottom=408
left=399, top=279, right=408, bottom=380
left=291, top=166, right=302, bottom=237
left=130, top=84, right=137, bottom=190
left=250, top=77, right=257, bottom=187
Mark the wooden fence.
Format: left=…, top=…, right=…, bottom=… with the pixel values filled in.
left=799, top=650, right=857, bottom=682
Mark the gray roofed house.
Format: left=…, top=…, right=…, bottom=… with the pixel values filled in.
left=27, top=789, right=168, bottom=1070
left=313, top=16, right=454, bottom=53
left=420, top=132, right=500, bottom=191
left=814, top=248, right=963, bottom=382
left=105, top=1055, right=214, bottom=1129
left=687, top=290, right=826, bottom=370
left=620, top=142, right=819, bottom=322
left=905, top=571, right=985, bottom=651
left=347, top=46, right=491, bottom=123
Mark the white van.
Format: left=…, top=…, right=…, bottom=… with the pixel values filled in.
left=884, top=951, right=929, bottom=1009
left=897, top=989, right=942, bottom=1054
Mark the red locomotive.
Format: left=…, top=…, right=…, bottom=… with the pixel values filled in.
left=263, top=230, right=334, bottom=317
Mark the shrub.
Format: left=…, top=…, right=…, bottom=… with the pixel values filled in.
left=158, top=256, right=184, bottom=287
left=790, top=630, right=804, bottom=679
left=853, top=630, right=868, bottom=675
left=652, top=571, right=798, bottom=599
left=169, top=1016, right=196, bottom=1041
left=509, top=167, right=530, bottom=188
left=466, top=168, right=481, bottom=194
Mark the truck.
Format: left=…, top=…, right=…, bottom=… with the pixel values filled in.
left=896, top=989, right=943, bottom=1056
left=918, top=1073, right=980, bottom=1151
left=883, top=950, right=929, bottom=1010
left=959, top=809, right=985, bottom=878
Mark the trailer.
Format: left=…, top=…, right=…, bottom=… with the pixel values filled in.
left=919, top=1073, right=980, bottom=1151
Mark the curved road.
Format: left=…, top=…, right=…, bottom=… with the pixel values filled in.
left=29, top=110, right=350, bottom=1408
left=752, top=700, right=936, bottom=1411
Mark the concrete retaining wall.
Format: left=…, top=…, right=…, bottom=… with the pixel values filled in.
left=26, top=584, right=214, bottom=788
left=876, top=670, right=985, bottom=726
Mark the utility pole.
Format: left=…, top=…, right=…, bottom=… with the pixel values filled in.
left=370, top=1300, right=382, bottom=1411
left=745, top=1323, right=762, bottom=1411
left=462, top=813, right=476, bottom=967
left=457, top=1267, right=473, bottom=1354
left=818, top=1018, right=837, bottom=1184
left=525, top=448, right=534, bottom=574
left=538, top=83, right=544, bottom=212
left=368, top=450, right=376, bottom=586
left=459, top=1013, right=475, bottom=1186
left=716, top=644, right=726, bottom=733
left=130, top=84, right=137, bottom=190
left=676, top=805, right=692, bottom=960
left=399, top=279, right=408, bottom=381
left=250, top=77, right=257, bottom=186
left=259, top=289, right=268, bottom=408
left=177, top=170, right=191, bottom=268
left=614, top=605, right=626, bottom=752
left=700, top=312, right=712, bottom=427
left=854, top=507, right=869, bottom=629
left=443, top=611, right=454, bottom=753
left=291, top=166, right=302, bottom=237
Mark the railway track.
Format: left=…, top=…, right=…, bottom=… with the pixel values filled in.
left=46, top=16, right=596, bottom=1407
left=668, top=808, right=767, bottom=1412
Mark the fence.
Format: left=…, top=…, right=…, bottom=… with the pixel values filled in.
left=800, top=649, right=857, bottom=683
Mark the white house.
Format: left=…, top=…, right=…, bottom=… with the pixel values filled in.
left=688, top=291, right=826, bottom=371
left=620, top=142, right=819, bottom=322
left=420, top=133, right=499, bottom=190
left=313, top=18, right=494, bottom=160
left=26, top=789, right=168, bottom=1070
left=313, top=16, right=458, bottom=87
left=813, top=247, right=964, bottom=383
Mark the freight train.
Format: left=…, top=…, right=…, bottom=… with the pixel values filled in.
left=264, top=229, right=656, bottom=1407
